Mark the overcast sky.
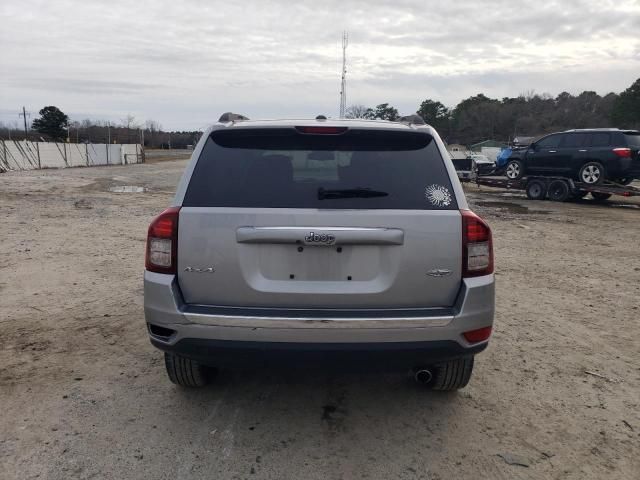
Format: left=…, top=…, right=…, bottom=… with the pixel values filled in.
left=1, top=0, right=639, bottom=131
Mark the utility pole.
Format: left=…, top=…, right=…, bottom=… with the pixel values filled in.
left=140, top=128, right=145, bottom=163
left=107, top=121, right=111, bottom=164
left=19, top=107, right=30, bottom=140
left=339, top=31, right=348, bottom=118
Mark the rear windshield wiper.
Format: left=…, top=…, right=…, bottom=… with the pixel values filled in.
left=318, top=187, right=389, bottom=200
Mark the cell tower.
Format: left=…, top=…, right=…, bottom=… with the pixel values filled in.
left=339, top=31, right=348, bottom=118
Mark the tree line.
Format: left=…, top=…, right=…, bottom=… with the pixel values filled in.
left=346, top=77, right=640, bottom=146
left=0, top=107, right=201, bottom=149
left=3, top=77, right=637, bottom=148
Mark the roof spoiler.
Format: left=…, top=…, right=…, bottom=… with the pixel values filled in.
left=398, top=114, right=426, bottom=125
left=218, top=112, right=249, bottom=122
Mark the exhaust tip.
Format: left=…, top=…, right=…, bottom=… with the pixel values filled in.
left=414, top=368, right=433, bottom=384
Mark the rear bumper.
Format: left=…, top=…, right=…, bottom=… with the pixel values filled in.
left=150, top=337, right=487, bottom=369
left=144, top=271, right=495, bottom=365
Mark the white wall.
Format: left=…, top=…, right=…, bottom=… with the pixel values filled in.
left=0, top=141, right=143, bottom=171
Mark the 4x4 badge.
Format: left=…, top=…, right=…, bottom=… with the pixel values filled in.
left=427, top=268, right=452, bottom=277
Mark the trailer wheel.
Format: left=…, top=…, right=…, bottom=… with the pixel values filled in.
left=570, top=191, right=588, bottom=200
left=591, top=192, right=612, bottom=201
left=547, top=180, right=570, bottom=202
left=614, top=177, right=634, bottom=186
left=505, top=160, right=524, bottom=180
left=525, top=179, right=547, bottom=200
left=579, top=162, right=605, bottom=185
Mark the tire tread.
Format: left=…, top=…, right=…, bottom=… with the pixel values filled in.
left=164, top=353, right=208, bottom=387
left=431, top=357, right=474, bottom=391
left=526, top=180, right=547, bottom=200
left=547, top=179, right=570, bottom=202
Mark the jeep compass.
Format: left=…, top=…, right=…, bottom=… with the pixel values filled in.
left=144, top=114, right=495, bottom=390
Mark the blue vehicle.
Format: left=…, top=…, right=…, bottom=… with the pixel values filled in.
left=497, top=148, right=512, bottom=169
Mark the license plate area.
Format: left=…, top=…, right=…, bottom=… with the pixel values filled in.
left=254, top=244, right=383, bottom=281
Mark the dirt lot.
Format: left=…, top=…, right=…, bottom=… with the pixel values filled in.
left=1, top=161, right=639, bottom=480
left=143, top=149, right=192, bottom=164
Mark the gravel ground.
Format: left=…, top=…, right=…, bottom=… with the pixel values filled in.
left=1, top=161, right=638, bottom=480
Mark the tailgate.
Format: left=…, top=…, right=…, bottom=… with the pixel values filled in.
left=178, top=208, right=462, bottom=308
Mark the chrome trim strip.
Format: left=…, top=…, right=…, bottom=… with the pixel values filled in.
left=182, top=311, right=452, bottom=329
left=236, top=226, right=404, bottom=245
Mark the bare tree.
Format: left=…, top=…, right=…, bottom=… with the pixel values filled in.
left=144, top=119, right=163, bottom=148
left=121, top=114, right=139, bottom=129
left=145, top=119, right=162, bottom=132
left=68, top=120, right=82, bottom=142
left=121, top=114, right=139, bottom=143
left=345, top=104, right=373, bottom=119
left=0, top=121, right=13, bottom=139
left=520, top=89, right=537, bottom=101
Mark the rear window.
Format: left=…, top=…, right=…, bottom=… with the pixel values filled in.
left=183, top=128, right=458, bottom=210
left=624, top=133, right=640, bottom=147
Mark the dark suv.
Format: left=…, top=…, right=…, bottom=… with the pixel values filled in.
left=504, top=129, right=640, bottom=185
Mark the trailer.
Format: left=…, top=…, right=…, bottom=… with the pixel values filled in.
left=474, top=175, right=640, bottom=202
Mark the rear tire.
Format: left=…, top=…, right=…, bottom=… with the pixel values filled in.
left=547, top=179, right=570, bottom=202
left=505, top=160, right=524, bottom=180
left=579, top=162, right=605, bottom=185
left=164, top=353, right=210, bottom=387
left=430, top=357, right=474, bottom=391
left=525, top=179, right=547, bottom=200
left=591, top=192, right=612, bottom=201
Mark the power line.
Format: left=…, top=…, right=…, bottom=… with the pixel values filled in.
left=339, top=31, right=348, bottom=118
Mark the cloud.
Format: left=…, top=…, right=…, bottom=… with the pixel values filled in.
left=0, top=0, right=638, bottom=129
left=8, top=76, right=163, bottom=95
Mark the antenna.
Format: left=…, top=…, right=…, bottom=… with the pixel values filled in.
left=339, top=31, right=348, bottom=118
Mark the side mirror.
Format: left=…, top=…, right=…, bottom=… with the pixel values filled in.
left=529, top=143, right=537, bottom=152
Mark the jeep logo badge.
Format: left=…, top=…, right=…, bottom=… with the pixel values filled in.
left=304, top=231, right=336, bottom=245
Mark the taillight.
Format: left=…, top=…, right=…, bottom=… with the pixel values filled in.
left=461, top=209, right=493, bottom=277
left=145, top=207, right=180, bottom=274
left=613, top=148, right=631, bottom=158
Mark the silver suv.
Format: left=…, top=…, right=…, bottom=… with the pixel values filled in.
left=144, top=113, right=495, bottom=390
